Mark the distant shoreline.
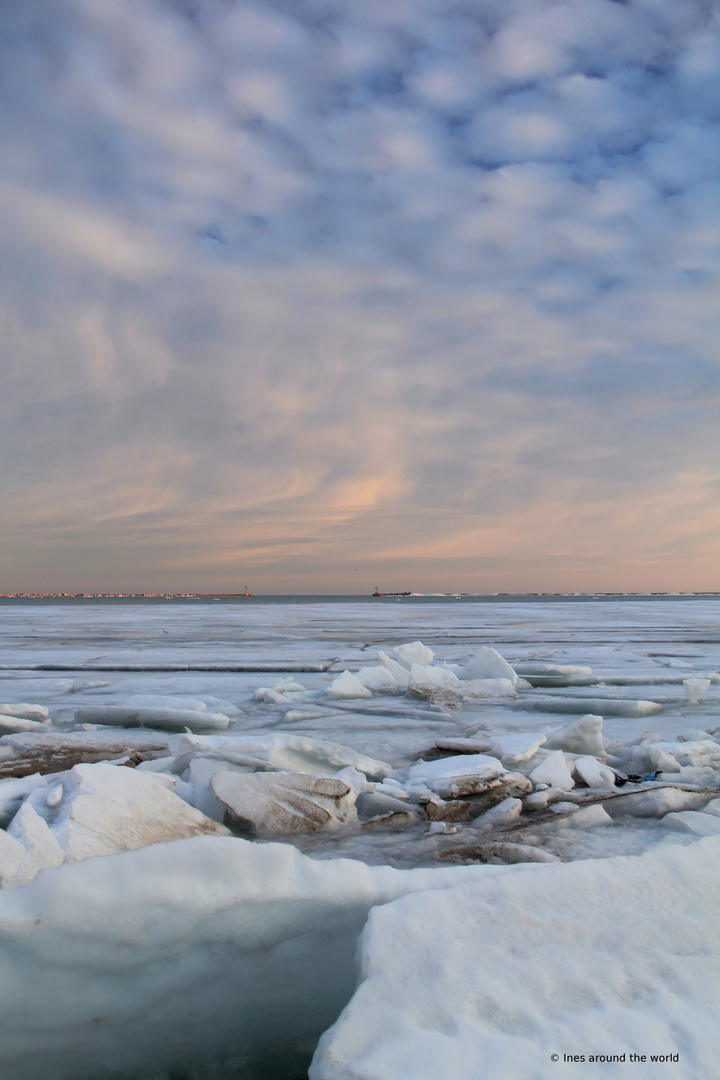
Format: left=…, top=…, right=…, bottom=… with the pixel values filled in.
left=1, top=592, right=719, bottom=602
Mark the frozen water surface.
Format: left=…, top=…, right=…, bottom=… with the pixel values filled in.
left=0, top=596, right=719, bottom=1078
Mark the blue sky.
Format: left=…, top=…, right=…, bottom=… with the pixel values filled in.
left=1, top=0, right=719, bottom=593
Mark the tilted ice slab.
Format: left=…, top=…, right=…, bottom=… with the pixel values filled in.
left=409, top=675, right=517, bottom=704
left=354, top=665, right=399, bottom=692
left=2, top=763, right=229, bottom=888
left=490, top=732, right=546, bottom=765
left=459, top=645, right=518, bottom=686
left=683, top=678, right=711, bottom=704
left=310, top=837, right=720, bottom=1080
left=544, top=714, right=605, bottom=757
left=326, top=671, right=373, bottom=700
left=125, top=693, right=209, bottom=712
left=377, top=652, right=411, bottom=689
left=0, top=705, right=49, bottom=722
left=0, top=836, right=512, bottom=1080
left=74, top=705, right=231, bottom=732
left=167, top=732, right=394, bottom=780
left=513, top=663, right=593, bottom=677
left=392, top=642, right=434, bottom=669
left=0, top=714, right=49, bottom=735
left=518, top=696, right=662, bottom=717
left=406, top=754, right=530, bottom=800
left=211, top=771, right=358, bottom=835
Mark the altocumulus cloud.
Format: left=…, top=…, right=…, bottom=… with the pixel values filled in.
left=0, top=0, right=718, bottom=592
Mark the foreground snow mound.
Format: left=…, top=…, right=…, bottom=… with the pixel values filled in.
left=0, top=836, right=509, bottom=1080
left=310, top=837, right=720, bottom=1080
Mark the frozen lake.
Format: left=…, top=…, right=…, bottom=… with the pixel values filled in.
left=1, top=595, right=719, bottom=866
left=1, top=597, right=719, bottom=1079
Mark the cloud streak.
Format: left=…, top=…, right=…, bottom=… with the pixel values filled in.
left=0, top=0, right=718, bottom=592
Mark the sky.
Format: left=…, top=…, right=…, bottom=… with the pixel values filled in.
left=1, top=0, right=719, bottom=595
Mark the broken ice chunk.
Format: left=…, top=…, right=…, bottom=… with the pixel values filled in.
left=166, top=733, right=393, bottom=781
left=663, top=811, right=720, bottom=836
left=648, top=745, right=681, bottom=773
left=683, top=678, right=711, bottom=705
left=0, top=828, right=25, bottom=882
left=45, top=784, right=63, bottom=808
left=377, top=652, right=411, bottom=689
left=555, top=804, right=613, bottom=828
left=274, top=679, right=307, bottom=693
left=678, top=729, right=713, bottom=743
left=0, top=704, right=49, bottom=722
left=408, top=664, right=459, bottom=690
left=74, top=706, right=230, bottom=732
left=529, top=750, right=575, bottom=791
left=391, top=642, right=434, bottom=669
left=573, top=756, right=616, bottom=790
left=356, top=792, right=419, bottom=823
left=30, top=762, right=229, bottom=868
left=0, top=715, right=50, bottom=735
left=212, top=771, right=357, bottom=835
left=354, top=666, right=399, bottom=692
left=524, top=698, right=661, bottom=718
left=409, top=676, right=516, bottom=704
left=653, top=739, right=720, bottom=768
left=0, top=774, right=49, bottom=828
left=4, top=802, right=65, bottom=888
left=523, top=790, right=549, bottom=811
left=407, top=754, right=529, bottom=800
left=408, top=754, right=505, bottom=790
left=473, top=796, right=523, bottom=827
left=433, top=737, right=493, bottom=754
left=326, top=671, right=373, bottom=700
left=333, top=766, right=374, bottom=794
left=254, top=688, right=292, bottom=703
left=604, top=787, right=711, bottom=819
left=545, top=714, right=605, bottom=757
left=373, top=779, right=411, bottom=800
left=459, top=646, right=518, bottom=687
left=490, top=732, right=546, bottom=765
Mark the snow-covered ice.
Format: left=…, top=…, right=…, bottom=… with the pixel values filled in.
left=310, top=837, right=720, bottom=1080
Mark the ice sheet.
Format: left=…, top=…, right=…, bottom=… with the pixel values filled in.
left=1, top=597, right=719, bottom=1077
left=2, top=598, right=720, bottom=867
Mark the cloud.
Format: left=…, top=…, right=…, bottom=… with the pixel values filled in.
left=0, top=0, right=718, bottom=592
